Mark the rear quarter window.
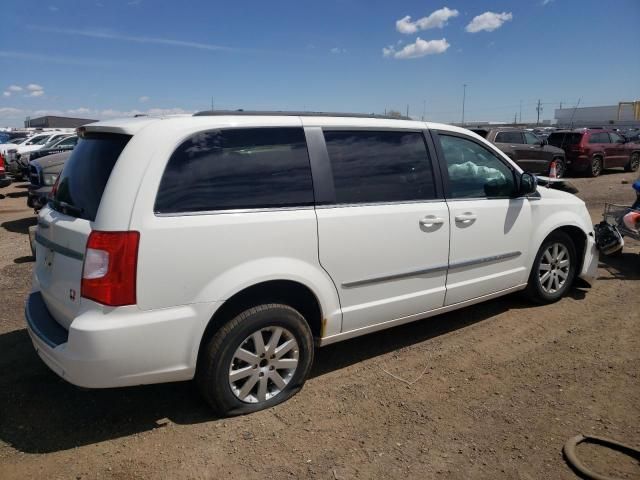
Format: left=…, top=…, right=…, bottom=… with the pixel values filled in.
left=547, top=133, right=583, bottom=147
left=155, top=127, right=314, bottom=213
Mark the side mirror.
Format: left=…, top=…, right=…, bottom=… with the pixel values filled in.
left=541, top=138, right=548, bottom=146
left=520, top=172, right=537, bottom=196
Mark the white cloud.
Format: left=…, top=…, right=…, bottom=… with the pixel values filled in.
left=0, top=50, right=123, bottom=67
left=0, top=107, right=23, bottom=115
left=8, top=85, right=23, bottom=92
left=28, top=90, right=44, bottom=97
left=66, top=107, right=92, bottom=115
left=465, top=12, right=513, bottom=33
left=330, top=47, right=347, bottom=54
left=383, top=37, right=450, bottom=59
left=396, top=7, right=459, bottom=34
left=26, top=84, right=43, bottom=91
left=138, top=95, right=150, bottom=103
left=49, top=5, right=59, bottom=11
left=2, top=91, right=10, bottom=97
left=541, top=0, right=554, bottom=4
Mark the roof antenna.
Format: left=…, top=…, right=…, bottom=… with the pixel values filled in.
left=560, top=97, right=581, bottom=150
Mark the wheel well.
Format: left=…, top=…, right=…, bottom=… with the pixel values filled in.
left=196, top=280, right=323, bottom=367
left=554, top=226, right=587, bottom=274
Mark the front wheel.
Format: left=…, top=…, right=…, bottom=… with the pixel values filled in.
left=525, top=231, right=577, bottom=304
left=197, top=304, right=314, bottom=416
left=625, top=152, right=640, bottom=172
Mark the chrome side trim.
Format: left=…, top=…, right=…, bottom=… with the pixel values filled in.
left=342, top=264, right=448, bottom=288
left=35, top=233, right=84, bottom=261
left=449, top=251, right=521, bottom=269
left=318, top=283, right=528, bottom=346
left=155, top=205, right=314, bottom=217
left=341, top=252, right=520, bottom=288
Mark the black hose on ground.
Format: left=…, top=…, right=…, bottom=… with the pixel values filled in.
left=563, top=434, right=640, bottom=480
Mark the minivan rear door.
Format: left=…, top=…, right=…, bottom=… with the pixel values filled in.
left=34, top=133, right=131, bottom=329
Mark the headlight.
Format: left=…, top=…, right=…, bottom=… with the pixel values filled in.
left=43, top=173, right=58, bottom=186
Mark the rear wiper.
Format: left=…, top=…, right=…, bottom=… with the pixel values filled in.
left=49, top=199, right=84, bottom=216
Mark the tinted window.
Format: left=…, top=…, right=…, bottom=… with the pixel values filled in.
left=589, top=132, right=609, bottom=143
left=495, top=131, right=523, bottom=144
left=323, top=130, right=436, bottom=204
left=609, top=132, right=624, bottom=143
left=548, top=132, right=583, bottom=146
left=439, top=134, right=516, bottom=199
left=155, top=127, right=313, bottom=213
left=52, top=133, right=131, bottom=221
left=524, top=132, right=541, bottom=145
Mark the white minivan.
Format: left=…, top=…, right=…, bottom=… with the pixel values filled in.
left=26, top=112, right=598, bottom=415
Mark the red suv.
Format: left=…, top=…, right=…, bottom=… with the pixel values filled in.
left=547, top=129, right=640, bottom=177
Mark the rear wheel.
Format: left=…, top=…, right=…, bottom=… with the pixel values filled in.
left=197, top=303, right=314, bottom=416
left=552, top=157, right=566, bottom=178
left=625, top=152, right=640, bottom=172
left=588, top=156, right=603, bottom=177
left=525, top=231, right=577, bottom=304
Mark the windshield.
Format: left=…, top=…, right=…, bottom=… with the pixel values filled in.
left=51, top=133, right=131, bottom=221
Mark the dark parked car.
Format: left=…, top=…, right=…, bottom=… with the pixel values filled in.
left=27, top=151, right=71, bottom=210
left=470, top=127, right=567, bottom=177
left=547, top=129, right=640, bottom=177
left=20, top=135, right=77, bottom=179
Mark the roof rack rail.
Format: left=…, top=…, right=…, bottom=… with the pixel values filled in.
left=193, top=110, right=408, bottom=120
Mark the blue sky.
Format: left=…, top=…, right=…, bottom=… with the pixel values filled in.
left=0, top=0, right=639, bottom=127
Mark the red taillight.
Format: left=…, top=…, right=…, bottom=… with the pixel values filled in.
left=81, top=231, right=140, bottom=306
left=49, top=174, right=60, bottom=198
left=0, top=154, right=5, bottom=173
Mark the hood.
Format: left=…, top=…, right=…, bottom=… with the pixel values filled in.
left=32, top=151, right=72, bottom=171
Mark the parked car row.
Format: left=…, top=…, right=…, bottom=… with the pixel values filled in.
left=471, top=127, right=640, bottom=178
left=0, top=130, right=77, bottom=185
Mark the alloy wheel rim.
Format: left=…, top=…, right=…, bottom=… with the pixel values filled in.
left=592, top=158, right=601, bottom=176
left=538, top=243, right=570, bottom=294
left=632, top=154, right=639, bottom=170
left=228, top=326, right=299, bottom=404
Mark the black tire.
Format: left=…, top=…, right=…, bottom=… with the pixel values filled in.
left=552, top=157, right=566, bottom=179
left=588, top=156, right=603, bottom=177
left=625, top=152, right=640, bottom=172
left=196, top=303, right=314, bottom=416
left=525, top=231, right=577, bottom=304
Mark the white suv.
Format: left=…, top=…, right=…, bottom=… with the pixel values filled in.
left=26, top=112, right=598, bottom=415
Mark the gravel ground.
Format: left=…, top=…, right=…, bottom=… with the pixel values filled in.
left=0, top=170, right=638, bottom=479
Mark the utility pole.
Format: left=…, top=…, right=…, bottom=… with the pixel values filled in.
left=536, top=99, right=543, bottom=125
left=519, top=100, right=522, bottom=123
left=559, top=101, right=563, bottom=110
left=461, top=84, right=467, bottom=125
left=422, top=99, right=426, bottom=121
left=406, top=104, right=409, bottom=119
left=210, top=97, right=214, bottom=111
left=514, top=112, right=518, bottom=124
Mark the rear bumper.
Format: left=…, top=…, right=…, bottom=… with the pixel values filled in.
left=565, top=154, right=591, bottom=171
left=25, top=291, right=218, bottom=388
left=27, top=186, right=51, bottom=209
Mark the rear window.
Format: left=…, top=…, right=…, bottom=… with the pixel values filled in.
left=547, top=132, right=583, bottom=147
left=51, top=133, right=131, bottom=221
left=155, top=127, right=313, bottom=213
left=494, top=131, right=523, bottom=144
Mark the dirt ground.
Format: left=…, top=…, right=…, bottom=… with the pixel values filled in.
left=0, top=170, right=638, bottom=480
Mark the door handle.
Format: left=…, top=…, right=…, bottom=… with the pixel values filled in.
left=455, top=212, right=477, bottom=223
left=419, top=215, right=445, bottom=227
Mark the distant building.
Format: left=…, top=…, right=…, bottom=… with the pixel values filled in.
left=554, top=102, right=640, bottom=128
left=24, top=116, right=98, bottom=128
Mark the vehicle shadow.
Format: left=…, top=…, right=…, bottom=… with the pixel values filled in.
left=1, top=216, right=36, bottom=235
left=0, top=293, right=532, bottom=454
left=597, top=251, right=640, bottom=280
left=6, top=191, right=28, bottom=198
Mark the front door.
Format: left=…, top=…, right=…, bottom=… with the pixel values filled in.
left=313, top=129, right=450, bottom=333
left=523, top=131, right=550, bottom=174
left=434, top=131, right=532, bottom=306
